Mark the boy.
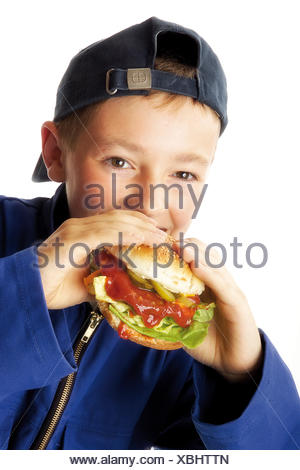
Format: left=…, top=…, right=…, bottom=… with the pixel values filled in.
left=0, top=16, right=299, bottom=450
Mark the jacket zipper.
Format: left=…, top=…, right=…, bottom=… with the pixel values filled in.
left=30, top=309, right=104, bottom=450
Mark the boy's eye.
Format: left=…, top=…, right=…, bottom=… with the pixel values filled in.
left=103, top=158, right=198, bottom=181
left=105, top=157, right=131, bottom=169
left=174, top=171, right=198, bottom=181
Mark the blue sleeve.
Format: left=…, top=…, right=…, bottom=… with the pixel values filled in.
left=151, top=364, right=206, bottom=449
left=0, top=246, right=77, bottom=400
left=191, top=329, right=300, bottom=449
left=152, top=329, right=300, bottom=450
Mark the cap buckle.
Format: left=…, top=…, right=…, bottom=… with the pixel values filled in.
left=106, top=68, right=118, bottom=95
left=127, top=68, right=151, bottom=90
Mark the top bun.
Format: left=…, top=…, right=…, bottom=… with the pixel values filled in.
left=106, top=238, right=205, bottom=296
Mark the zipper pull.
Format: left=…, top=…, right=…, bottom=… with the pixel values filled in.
left=80, top=311, right=104, bottom=344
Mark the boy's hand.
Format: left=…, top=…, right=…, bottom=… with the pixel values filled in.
left=178, top=238, right=263, bottom=383
left=37, top=210, right=167, bottom=310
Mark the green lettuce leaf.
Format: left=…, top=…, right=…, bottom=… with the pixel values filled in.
left=93, top=275, right=215, bottom=349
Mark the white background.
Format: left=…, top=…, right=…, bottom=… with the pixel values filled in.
left=0, top=0, right=299, bottom=406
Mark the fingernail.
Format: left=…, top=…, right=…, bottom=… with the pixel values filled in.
left=184, top=246, right=195, bottom=259
left=155, top=231, right=167, bottom=240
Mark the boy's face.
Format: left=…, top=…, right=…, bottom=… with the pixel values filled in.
left=57, top=95, right=220, bottom=239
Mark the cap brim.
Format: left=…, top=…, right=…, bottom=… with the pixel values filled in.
left=32, top=153, right=50, bottom=182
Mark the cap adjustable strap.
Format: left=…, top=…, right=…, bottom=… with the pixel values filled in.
left=106, top=67, right=199, bottom=99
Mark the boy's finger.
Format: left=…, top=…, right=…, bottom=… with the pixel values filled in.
left=189, top=258, right=242, bottom=308
left=123, top=210, right=159, bottom=225
left=102, top=209, right=160, bottom=225
left=83, top=218, right=165, bottom=240
left=81, top=210, right=159, bottom=229
left=174, top=237, right=240, bottom=305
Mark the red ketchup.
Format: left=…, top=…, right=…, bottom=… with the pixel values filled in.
left=117, top=321, right=130, bottom=339
left=97, top=250, right=200, bottom=329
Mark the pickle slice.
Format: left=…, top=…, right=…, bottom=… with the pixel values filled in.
left=89, top=252, right=99, bottom=273
left=151, top=280, right=176, bottom=301
left=127, top=269, right=153, bottom=290
left=175, top=295, right=196, bottom=307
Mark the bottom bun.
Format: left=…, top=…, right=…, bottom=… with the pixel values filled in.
left=97, top=300, right=183, bottom=350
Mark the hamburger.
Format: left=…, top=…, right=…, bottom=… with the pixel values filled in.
left=84, top=240, right=215, bottom=350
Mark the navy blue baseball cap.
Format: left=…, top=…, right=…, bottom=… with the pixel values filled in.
left=32, top=16, right=228, bottom=182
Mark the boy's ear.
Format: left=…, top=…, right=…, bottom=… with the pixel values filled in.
left=41, top=121, right=65, bottom=182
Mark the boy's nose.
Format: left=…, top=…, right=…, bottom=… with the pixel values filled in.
left=121, top=175, right=174, bottom=231
left=140, top=177, right=168, bottom=212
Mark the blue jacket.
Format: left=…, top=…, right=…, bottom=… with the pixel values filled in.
left=0, top=183, right=299, bottom=450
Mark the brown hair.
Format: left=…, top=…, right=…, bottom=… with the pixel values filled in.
left=55, top=56, right=212, bottom=153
